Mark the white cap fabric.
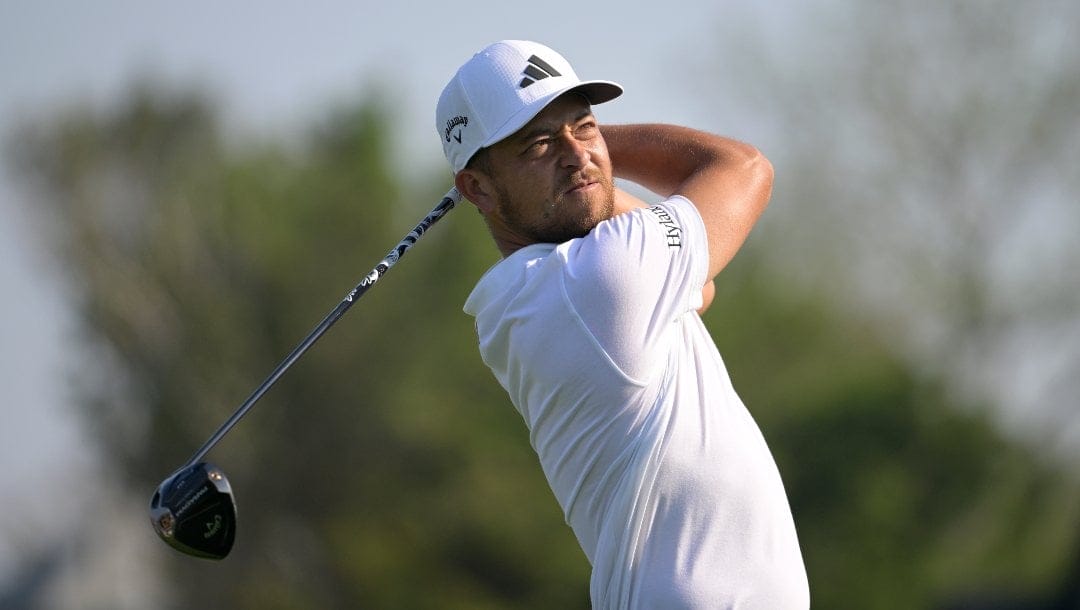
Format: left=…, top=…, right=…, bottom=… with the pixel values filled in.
left=437, top=40, right=623, bottom=173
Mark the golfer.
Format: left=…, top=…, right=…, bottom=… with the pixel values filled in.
left=437, top=40, right=809, bottom=609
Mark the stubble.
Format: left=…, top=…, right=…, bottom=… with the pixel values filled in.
left=495, top=171, right=616, bottom=245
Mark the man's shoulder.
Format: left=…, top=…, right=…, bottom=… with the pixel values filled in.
left=463, top=244, right=556, bottom=317
left=564, top=196, right=701, bottom=264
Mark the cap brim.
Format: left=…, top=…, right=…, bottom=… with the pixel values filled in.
left=574, top=80, right=623, bottom=106
left=482, top=79, right=623, bottom=149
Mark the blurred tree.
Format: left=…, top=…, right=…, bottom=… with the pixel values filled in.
left=10, top=79, right=1076, bottom=609
left=690, top=1, right=1080, bottom=606
left=13, top=83, right=585, bottom=610
left=699, top=1, right=1080, bottom=453
left=705, top=260, right=1080, bottom=609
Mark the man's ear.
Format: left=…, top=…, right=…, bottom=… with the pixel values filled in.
left=455, top=169, right=497, bottom=214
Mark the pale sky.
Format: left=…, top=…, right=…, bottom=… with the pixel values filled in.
left=0, top=0, right=776, bottom=587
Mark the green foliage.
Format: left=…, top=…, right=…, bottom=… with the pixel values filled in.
left=13, top=87, right=1077, bottom=609
left=705, top=260, right=1080, bottom=609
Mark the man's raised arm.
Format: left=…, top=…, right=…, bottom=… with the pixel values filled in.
left=601, top=124, right=774, bottom=281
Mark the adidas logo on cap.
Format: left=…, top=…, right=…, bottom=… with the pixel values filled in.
left=519, top=55, right=562, bottom=88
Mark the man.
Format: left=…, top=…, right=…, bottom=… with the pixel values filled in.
left=437, top=40, right=809, bottom=609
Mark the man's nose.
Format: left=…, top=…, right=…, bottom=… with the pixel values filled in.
left=557, top=132, right=591, bottom=169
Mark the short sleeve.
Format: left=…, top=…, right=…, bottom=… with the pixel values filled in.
left=556, top=196, right=710, bottom=383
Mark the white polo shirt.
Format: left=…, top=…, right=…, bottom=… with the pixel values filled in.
left=464, top=196, right=808, bottom=609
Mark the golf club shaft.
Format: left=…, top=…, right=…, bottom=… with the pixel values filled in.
left=184, top=187, right=462, bottom=468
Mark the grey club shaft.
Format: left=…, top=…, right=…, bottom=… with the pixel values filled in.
left=184, top=188, right=462, bottom=468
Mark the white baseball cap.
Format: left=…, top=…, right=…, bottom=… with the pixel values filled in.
left=436, top=40, right=623, bottom=173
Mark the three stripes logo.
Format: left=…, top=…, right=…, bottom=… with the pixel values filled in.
left=519, top=55, right=562, bottom=89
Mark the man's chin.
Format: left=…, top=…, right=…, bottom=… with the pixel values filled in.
left=501, top=186, right=616, bottom=244
left=559, top=182, right=615, bottom=216
left=528, top=209, right=608, bottom=244
left=554, top=206, right=616, bottom=242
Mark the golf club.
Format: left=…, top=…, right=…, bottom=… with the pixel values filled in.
left=150, top=187, right=462, bottom=559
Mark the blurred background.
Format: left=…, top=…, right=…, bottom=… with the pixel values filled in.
left=2, top=1, right=1078, bottom=608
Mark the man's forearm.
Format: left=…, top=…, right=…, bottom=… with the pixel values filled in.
left=601, top=124, right=761, bottom=196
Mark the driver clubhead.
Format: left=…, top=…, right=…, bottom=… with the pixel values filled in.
left=150, top=462, right=236, bottom=560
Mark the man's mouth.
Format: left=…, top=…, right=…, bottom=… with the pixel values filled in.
left=562, top=174, right=600, bottom=196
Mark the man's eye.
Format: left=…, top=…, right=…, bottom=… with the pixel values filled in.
left=576, top=122, right=598, bottom=138
left=529, top=139, right=551, bottom=153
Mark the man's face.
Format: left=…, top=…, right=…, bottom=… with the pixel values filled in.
left=480, top=93, right=615, bottom=245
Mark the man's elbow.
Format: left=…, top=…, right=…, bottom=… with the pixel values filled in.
left=747, top=146, right=774, bottom=193
left=719, top=140, right=774, bottom=199
left=734, top=144, right=774, bottom=215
